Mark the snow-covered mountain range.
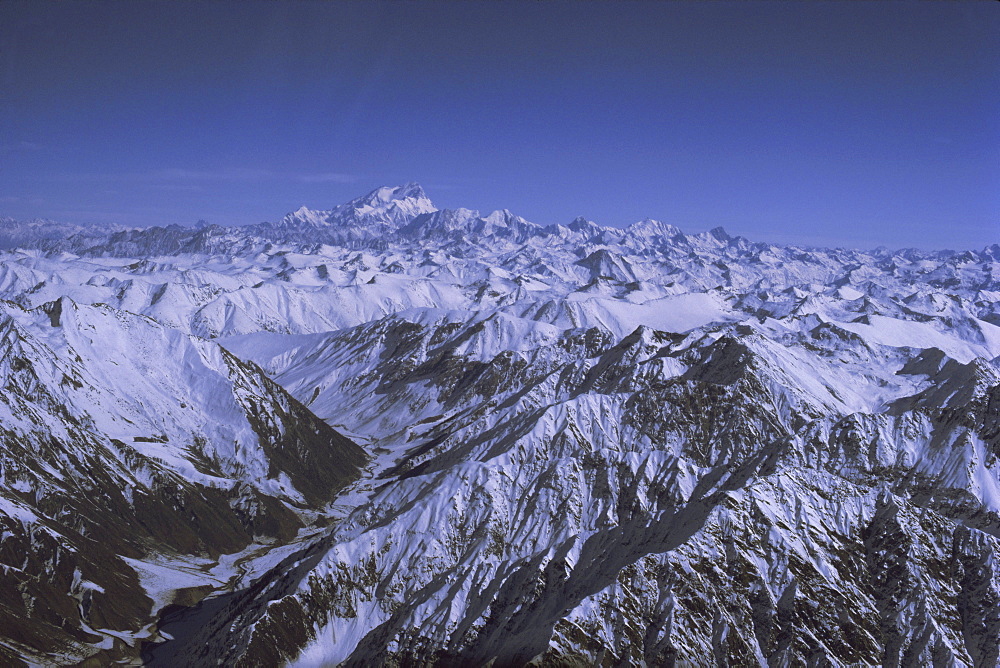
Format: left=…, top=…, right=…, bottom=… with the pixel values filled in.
left=0, top=184, right=998, bottom=666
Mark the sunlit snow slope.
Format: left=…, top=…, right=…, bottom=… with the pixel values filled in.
left=0, top=183, right=998, bottom=666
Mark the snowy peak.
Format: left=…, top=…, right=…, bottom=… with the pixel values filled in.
left=480, top=208, right=541, bottom=241
left=543, top=216, right=613, bottom=245
left=626, top=217, right=684, bottom=240
left=622, top=218, right=687, bottom=253
left=398, top=206, right=541, bottom=243
left=566, top=216, right=603, bottom=234
left=363, top=182, right=429, bottom=205
left=2, top=180, right=1000, bottom=667
left=397, top=207, right=480, bottom=240
left=292, top=204, right=326, bottom=222
left=270, top=184, right=438, bottom=246
left=0, top=295, right=367, bottom=663
left=576, top=248, right=638, bottom=283
left=709, top=225, right=731, bottom=241
left=337, top=182, right=437, bottom=224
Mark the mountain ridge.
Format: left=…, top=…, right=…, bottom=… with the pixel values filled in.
left=3, top=183, right=995, bottom=257
left=0, top=183, right=997, bottom=665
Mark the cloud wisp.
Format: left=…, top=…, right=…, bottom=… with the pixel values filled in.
left=53, top=169, right=360, bottom=185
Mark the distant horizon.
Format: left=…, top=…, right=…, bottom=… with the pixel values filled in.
left=2, top=1, right=997, bottom=250
left=3, top=180, right=997, bottom=254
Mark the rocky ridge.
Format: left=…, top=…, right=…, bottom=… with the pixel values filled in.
left=0, top=184, right=997, bottom=665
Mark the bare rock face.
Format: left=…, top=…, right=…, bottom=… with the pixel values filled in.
left=0, top=298, right=365, bottom=664
left=0, top=185, right=998, bottom=665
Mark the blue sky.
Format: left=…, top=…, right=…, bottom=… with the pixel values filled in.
left=1, top=1, right=997, bottom=249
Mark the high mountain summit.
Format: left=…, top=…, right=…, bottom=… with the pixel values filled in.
left=274, top=183, right=437, bottom=242
left=0, top=184, right=998, bottom=665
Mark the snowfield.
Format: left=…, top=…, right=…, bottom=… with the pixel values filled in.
left=0, top=184, right=998, bottom=666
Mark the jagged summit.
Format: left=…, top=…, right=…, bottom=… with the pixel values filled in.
left=708, top=225, right=731, bottom=241
left=366, top=182, right=428, bottom=203
left=567, top=216, right=595, bottom=230
left=262, top=183, right=439, bottom=247
left=626, top=217, right=684, bottom=241
left=337, top=182, right=436, bottom=222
